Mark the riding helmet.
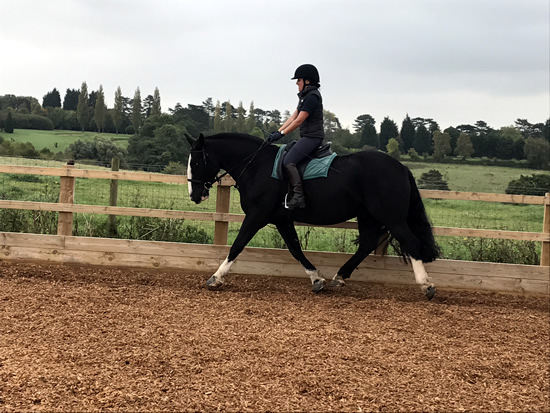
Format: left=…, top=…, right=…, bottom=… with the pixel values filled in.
left=291, top=64, right=320, bottom=84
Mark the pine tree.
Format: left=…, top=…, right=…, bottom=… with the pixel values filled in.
left=42, top=88, right=61, bottom=108
left=379, top=116, right=399, bottom=152
left=360, top=123, right=378, bottom=148
left=247, top=101, right=256, bottom=133
left=113, top=86, right=123, bottom=134
left=152, top=87, right=161, bottom=117
left=213, top=101, right=222, bottom=132
left=400, top=114, right=415, bottom=152
left=413, top=124, right=432, bottom=155
left=235, top=101, right=246, bottom=133
left=94, top=85, right=106, bottom=133
left=76, top=81, right=89, bottom=132
left=4, top=110, right=14, bottom=133
left=63, top=88, right=80, bottom=111
left=224, top=101, right=232, bottom=132
left=132, top=87, right=142, bottom=133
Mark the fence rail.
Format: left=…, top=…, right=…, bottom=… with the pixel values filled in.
left=0, top=162, right=549, bottom=295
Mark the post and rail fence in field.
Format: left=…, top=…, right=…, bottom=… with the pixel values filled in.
left=0, top=161, right=548, bottom=295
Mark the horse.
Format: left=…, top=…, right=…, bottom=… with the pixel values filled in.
left=186, top=132, right=440, bottom=299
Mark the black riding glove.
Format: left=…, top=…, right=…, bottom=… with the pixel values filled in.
left=267, top=131, right=284, bottom=144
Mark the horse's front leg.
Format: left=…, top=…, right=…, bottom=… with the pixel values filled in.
left=206, top=213, right=268, bottom=289
left=276, top=222, right=326, bottom=293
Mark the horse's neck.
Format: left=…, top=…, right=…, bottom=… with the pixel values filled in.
left=208, top=136, right=262, bottom=178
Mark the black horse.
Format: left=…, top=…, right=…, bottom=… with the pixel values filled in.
left=186, top=133, right=440, bottom=299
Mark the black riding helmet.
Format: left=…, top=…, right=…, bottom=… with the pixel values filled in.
left=291, top=64, right=320, bottom=85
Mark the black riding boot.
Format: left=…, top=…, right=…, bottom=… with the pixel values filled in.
left=284, top=163, right=306, bottom=209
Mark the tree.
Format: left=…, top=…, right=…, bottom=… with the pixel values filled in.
left=4, top=110, right=14, bottom=133
left=360, top=123, right=378, bottom=148
left=42, top=88, right=61, bottom=108
left=524, top=137, right=550, bottom=169
left=246, top=101, right=256, bottom=132
left=235, top=101, right=246, bottom=133
left=113, top=86, right=123, bottom=134
left=353, top=114, right=375, bottom=133
left=379, top=116, right=399, bottom=152
left=132, top=87, right=142, bottom=133
left=386, top=138, right=401, bottom=160
left=455, top=132, right=474, bottom=159
left=444, top=126, right=460, bottom=152
left=413, top=124, right=431, bottom=155
left=224, top=101, right=232, bottom=132
left=417, top=169, right=450, bottom=190
left=152, top=87, right=161, bottom=117
left=76, top=81, right=89, bottom=132
left=93, top=85, right=106, bottom=133
left=400, top=114, right=415, bottom=152
left=432, top=130, right=451, bottom=161
left=213, top=100, right=222, bottom=132
left=63, top=88, right=79, bottom=111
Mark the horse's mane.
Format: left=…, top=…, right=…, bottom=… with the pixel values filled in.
left=206, top=132, right=264, bottom=147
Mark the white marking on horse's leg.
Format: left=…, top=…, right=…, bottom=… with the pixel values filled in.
left=331, top=274, right=345, bottom=287
left=306, top=269, right=324, bottom=283
left=213, top=257, right=233, bottom=283
left=411, top=258, right=433, bottom=291
left=187, top=156, right=193, bottom=198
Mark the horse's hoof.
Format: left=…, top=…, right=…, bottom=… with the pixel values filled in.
left=206, top=276, right=223, bottom=290
left=425, top=285, right=436, bottom=300
left=330, top=275, right=345, bottom=288
left=312, top=278, right=326, bottom=293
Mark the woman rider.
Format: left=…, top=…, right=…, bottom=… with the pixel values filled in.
left=267, top=63, right=324, bottom=209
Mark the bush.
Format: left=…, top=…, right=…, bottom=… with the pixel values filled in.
left=505, top=174, right=550, bottom=196
left=417, top=169, right=450, bottom=190
left=11, top=113, right=54, bottom=130
left=125, top=125, right=135, bottom=135
left=163, top=161, right=186, bottom=175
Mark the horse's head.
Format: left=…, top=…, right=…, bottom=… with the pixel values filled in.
left=186, top=133, right=221, bottom=204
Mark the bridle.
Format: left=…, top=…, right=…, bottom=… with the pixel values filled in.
left=188, top=140, right=270, bottom=191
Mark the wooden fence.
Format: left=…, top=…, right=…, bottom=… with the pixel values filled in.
left=0, top=163, right=548, bottom=295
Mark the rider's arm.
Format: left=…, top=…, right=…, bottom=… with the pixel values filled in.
left=279, top=111, right=310, bottom=135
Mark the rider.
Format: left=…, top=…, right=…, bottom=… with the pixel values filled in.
left=267, top=63, right=325, bottom=210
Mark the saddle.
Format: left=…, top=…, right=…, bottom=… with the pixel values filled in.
left=271, top=141, right=336, bottom=181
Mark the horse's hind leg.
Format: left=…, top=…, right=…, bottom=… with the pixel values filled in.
left=388, top=223, right=436, bottom=300
left=330, top=219, right=385, bottom=287
left=276, top=222, right=326, bottom=293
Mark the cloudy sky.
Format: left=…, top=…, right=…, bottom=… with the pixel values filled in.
left=1, top=0, right=548, bottom=131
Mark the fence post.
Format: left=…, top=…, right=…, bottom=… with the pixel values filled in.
left=108, top=157, right=120, bottom=237
left=541, top=192, right=550, bottom=267
left=214, top=180, right=231, bottom=245
left=57, top=161, right=75, bottom=236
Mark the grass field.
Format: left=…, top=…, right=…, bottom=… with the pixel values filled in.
left=0, top=149, right=547, bottom=264
left=3, top=129, right=131, bottom=152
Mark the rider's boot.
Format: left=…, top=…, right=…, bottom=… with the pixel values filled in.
left=284, top=163, right=306, bottom=209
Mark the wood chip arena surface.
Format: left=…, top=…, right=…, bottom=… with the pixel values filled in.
left=0, top=262, right=548, bottom=412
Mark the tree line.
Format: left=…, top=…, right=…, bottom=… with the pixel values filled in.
left=0, top=83, right=548, bottom=170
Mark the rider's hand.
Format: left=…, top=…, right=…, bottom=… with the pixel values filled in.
left=267, top=131, right=284, bottom=144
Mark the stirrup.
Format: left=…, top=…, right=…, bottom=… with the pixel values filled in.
left=284, top=193, right=306, bottom=210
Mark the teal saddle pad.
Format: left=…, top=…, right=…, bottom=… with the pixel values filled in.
left=271, top=144, right=337, bottom=180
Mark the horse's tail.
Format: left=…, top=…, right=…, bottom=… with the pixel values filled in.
left=405, top=169, right=440, bottom=262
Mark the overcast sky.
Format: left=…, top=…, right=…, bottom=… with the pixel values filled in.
left=1, top=0, right=548, bottom=131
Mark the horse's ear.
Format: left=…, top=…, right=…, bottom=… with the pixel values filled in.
left=185, top=133, right=195, bottom=147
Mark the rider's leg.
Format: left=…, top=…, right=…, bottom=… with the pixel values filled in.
left=282, top=136, right=322, bottom=210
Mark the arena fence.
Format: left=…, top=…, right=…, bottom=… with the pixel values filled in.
left=0, top=162, right=548, bottom=296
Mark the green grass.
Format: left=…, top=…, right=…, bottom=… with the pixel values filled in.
left=3, top=130, right=131, bottom=152
left=402, top=161, right=547, bottom=193
left=0, top=156, right=546, bottom=264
